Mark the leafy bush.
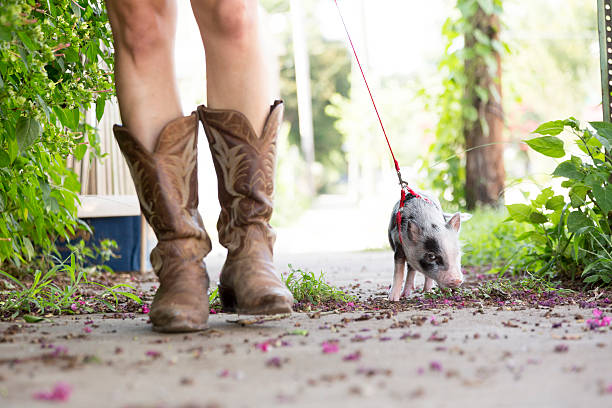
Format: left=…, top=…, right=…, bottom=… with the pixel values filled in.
left=0, top=1, right=113, bottom=267
left=506, top=119, right=612, bottom=285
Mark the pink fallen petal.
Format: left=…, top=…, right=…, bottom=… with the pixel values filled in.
left=606, top=383, right=612, bottom=393
left=209, top=308, right=217, bottom=315
left=601, top=316, right=611, bottom=326
left=70, top=303, right=77, bottom=312
left=255, top=342, right=270, bottom=352
left=141, top=304, right=150, bottom=314
left=321, top=341, right=339, bottom=354
left=145, top=350, right=161, bottom=358
left=429, top=361, right=443, bottom=371
left=33, top=382, right=72, bottom=402
left=593, top=309, right=603, bottom=318
left=82, top=327, right=92, bottom=333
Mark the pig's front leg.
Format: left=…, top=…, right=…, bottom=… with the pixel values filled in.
left=389, top=257, right=405, bottom=301
left=424, top=277, right=435, bottom=292
left=401, top=269, right=416, bottom=298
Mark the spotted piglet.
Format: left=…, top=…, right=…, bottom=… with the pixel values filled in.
left=387, top=190, right=470, bottom=301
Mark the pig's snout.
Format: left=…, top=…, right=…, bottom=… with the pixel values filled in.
left=446, top=277, right=463, bottom=288
left=439, top=275, right=464, bottom=288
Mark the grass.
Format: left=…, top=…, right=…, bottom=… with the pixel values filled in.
left=424, top=274, right=574, bottom=302
left=460, top=207, right=531, bottom=273
left=0, top=240, right=141, bottom=319
left=281, top=265, right=353, bottom=304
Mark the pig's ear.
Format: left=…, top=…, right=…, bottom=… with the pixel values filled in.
left=406, top=220, right=421, bottom=242
left=460, top=213, right=472, bottom=222
left=443, top=212, right=472, bottom=223
left=445, top=212, right=462, bottom=232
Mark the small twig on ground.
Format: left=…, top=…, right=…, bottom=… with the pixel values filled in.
left=226, top=313, right=291, bottom=326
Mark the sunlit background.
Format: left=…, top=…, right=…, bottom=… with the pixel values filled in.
left=171, top=0, right=601, bottom=254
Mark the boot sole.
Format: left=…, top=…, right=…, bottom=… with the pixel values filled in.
left=152, top=322, right=209, bottom=333
left=219, top=285, right=293, bottom=315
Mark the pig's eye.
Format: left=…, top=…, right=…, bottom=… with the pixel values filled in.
left=425, top=252, right=437, bottom=263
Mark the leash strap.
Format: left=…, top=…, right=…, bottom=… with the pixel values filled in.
left=332, top=0, right=430, bottom=246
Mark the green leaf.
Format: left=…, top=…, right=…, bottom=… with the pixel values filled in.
left=116, top=291, right=142, bottom=304
left=533, top=120, right=565, bottom=136
left=66, top=108, right=80, bottom=129
left=589, top=121, right=612, bottom=149
left=7, top=137, right=18, bottom=163
left=533, top=187, right=553, bottom=207
left=15, top=117, right=42, bottom=152
left=0, top=25, right=11, bottom=41
left=74, top=144, right=87, bottom=161
left=23, top=315, right=50, bottom=323
left=288, top=329, right=309, bottom=336
left=583, top=275, right=601, bottom=284
left=569, top=185, right=589, bottom=207
left=17, top=31, right=37, bottom=51
left=592, top=185, right=612, bottom=214
left=524, top=136, right=565, bottom=158
left=95, top=97, right=105, bottom=122
left=528, top=211, right=548, bottom=224
left=23, top=237, right=35, bottom=260
left=553, top=160, right=582, bottom=180
left=0, top=150, right=9, bottom=168
left=566, top=211, right=592, bottom=233
left=506, top=204, right=531, bottom=222
left=545, top=196, right=565, bottom=211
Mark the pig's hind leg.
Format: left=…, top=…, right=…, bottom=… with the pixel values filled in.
left=401, top=268, right=416, bottom=298
left=389, top=252, right=405, bottom=302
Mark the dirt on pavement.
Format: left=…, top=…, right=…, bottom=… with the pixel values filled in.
left=0, top=251, right=611, bottom=408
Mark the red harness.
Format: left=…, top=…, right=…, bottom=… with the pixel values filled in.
left=333, top=0, right=430, bottom=246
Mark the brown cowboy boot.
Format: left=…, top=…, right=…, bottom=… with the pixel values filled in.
left=198, top=101, right=293, bottom=315
left=113, top=113, right=211, bottom=332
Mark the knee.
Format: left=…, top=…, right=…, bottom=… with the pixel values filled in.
left=108, top=0, right=176, bottom=61
left=192, top=0, right=257, bottom=40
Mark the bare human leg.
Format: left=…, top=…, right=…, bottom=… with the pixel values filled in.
left=190, top=0, right=273, bottom=135
left=106, top=0, right=182, bottom=152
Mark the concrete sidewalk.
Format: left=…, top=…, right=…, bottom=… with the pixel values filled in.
left=1, top=251, right=611, bottom=408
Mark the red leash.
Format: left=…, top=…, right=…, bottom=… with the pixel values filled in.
left=332, top=0, right=429, bottom=244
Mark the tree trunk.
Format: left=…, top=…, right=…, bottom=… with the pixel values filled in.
left=464, top=9, right=505, bottom=210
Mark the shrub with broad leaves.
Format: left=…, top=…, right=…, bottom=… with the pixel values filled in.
left=506, top=119, right=612, bottom=285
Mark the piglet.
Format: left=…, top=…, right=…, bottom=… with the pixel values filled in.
left=387, top=190, right=470, bottom=301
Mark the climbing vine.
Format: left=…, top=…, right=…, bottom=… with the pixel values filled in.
left=0, top=1, right=113, bottom=269
left=422, top=0, right=506, bottom=206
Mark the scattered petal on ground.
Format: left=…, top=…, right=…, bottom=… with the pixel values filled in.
left=33, top=382, right=72, bottom=402
left=145, top=350, right=161, bottom=358
left=322, top=341, right=339, bottom=354
left=255, top=342, right=271, bottom=352
left=266, top=357, right=284, bottom=368
left=429, top=361, right=443, bottom=372
left=554, top=344, right=569, bottom=353
left=343, top=351, right=361, bottom=361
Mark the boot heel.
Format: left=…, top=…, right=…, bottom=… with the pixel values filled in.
left=218, top=284, right=237, bottom=312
